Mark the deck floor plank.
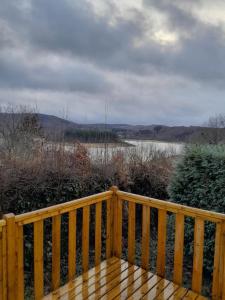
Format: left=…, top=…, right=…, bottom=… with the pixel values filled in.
left=183, top=290, right=199, bottom=300
left=43, top=257, right=119, bottom=300
left=100, top=267, right=147, bottom=300
left=155, top=282, right=180, bottom=300
left=127, top=274, right=162, bottom=300
left=142, top=278, right=171, bottom=299
left=114, top=271, right=154, bottom=300
left=87, top=265, right=139, bottom=300
left=60, top=260, right=129, bottom=300
left=43, top=257, right=208, bottom=300
left=168, top=287, right=188, bottom=299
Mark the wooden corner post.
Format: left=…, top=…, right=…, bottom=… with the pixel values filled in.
left=110, top=186, right=122, bottom=258
left=221, top=222, right=225, bottom=300
left=4, top=213, right=16, bottom=300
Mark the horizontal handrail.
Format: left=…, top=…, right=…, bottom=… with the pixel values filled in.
left=0, top=220, right=6, bottom=227
left=117, top=190, right=225, bottom=223
left=15, top=191, right=113, bottom=225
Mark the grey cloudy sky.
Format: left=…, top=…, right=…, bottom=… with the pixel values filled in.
left=0, top=0, right=225, bottom=125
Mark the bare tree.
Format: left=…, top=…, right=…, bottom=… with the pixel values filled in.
left=204, top=114, right=225, bottom=144
left=190, top=114, right=225, bottom=145
left=0, top=104, right=42, bottom=159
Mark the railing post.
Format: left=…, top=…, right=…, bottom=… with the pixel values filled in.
left=221, top=222, right=225, bottom=300
left=3, top=213, right=16, bottom=300
left=0, top=225, right=7, bottom=300
left=110, top=186, right=122, bottom=258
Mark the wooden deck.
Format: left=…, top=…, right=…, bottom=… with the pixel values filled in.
left=1, top=187, right=224, bottom=299
left=43, top=257, right=207, bottom=300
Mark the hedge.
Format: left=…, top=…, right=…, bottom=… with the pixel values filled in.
left=168, top=144, right=225, bottom=275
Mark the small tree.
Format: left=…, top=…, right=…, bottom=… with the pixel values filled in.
left=0, top=104, right=42, bottom=159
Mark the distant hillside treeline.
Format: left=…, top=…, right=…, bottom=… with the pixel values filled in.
left=34, top=114, right=225, bottom=143
left=64, top=128, right=119, bottom=143
left=0, top=112, right=225, bottom=144
left=112, top=125, right=225, bottom=143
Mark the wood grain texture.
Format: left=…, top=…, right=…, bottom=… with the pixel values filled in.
left=141, top=205, right=150, bottom=270
left=95, top=202, right=102, bottom=266
left=117, top=190, right=225, bottom=223
left=2, top=188, right=225, bottom=300
left=212, top=222, right=222, bottom=300
left=52, top=215, right=61, bottom=290
left=34, top=220, right=44, bottom=300
left=106, top=199, right=113, bottom=259
left=42, top=258, right=208, bottom=300
left=82, top=206, right=90, bottom=272
left=2, top=226, right=7, bottom=300
left=44, top=257, right=119, bottom=300
left=4, top=214, right=16, bottom=300
left=128, top=201, right=136, bottom=264
left=16, top=225, right=24, bottom=300
left=156, top=210, right=167, bottom=277
left=221, top=222, right=225, bottom=300
left=113, top=196, right=122, bottom=258
left=173, top=213, right=184, bottom=285
left=0, top=230, right=3, bottom=299
left=16, top=191, right=112, bottom=225
left=192, top=218, right=204, bottom=294
left=68, top=210, right=76, bottom=280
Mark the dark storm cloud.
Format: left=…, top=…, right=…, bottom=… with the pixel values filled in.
left=1, top=0, right=225, bottom=83
left=28, top=0, right=225, bottom=84
left=146, top=0, right=199, bottom=30
left=0, top=0, right=144, bottom=93
left=29, top=0, right=142, bottom=60
left=0, top=0, right=143, bottom=61
left=0, top=52, right=110, bottom=93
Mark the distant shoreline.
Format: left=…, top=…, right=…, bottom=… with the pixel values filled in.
left=82, top=141, right=134, bottom=148
left=124, top=138, right=185, bottom=145
left=77, top=139, right=184, bottom=148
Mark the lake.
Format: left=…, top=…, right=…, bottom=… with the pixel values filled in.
left=84, top=139, right=184, bottom=161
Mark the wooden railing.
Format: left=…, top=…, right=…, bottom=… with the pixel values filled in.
left=0, top=187, right=225, bottom=300
left=0, top=189, right=114, bottom=300
left=116, top=190, right=225, bottom=300
left=0, top=219, right=7, bottom=300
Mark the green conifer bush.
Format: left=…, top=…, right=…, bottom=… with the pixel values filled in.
left=168, top=145, right=225, bottom=275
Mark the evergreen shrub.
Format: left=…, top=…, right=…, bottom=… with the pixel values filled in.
left=168, top=144, right=225, bottom=275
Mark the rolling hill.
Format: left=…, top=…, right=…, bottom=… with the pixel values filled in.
left=0, top=113, right=224, bottom=143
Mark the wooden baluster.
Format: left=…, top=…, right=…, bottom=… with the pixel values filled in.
left=4, top=214, right=16, bottom=300
left=212, top=222, right=222, bottom=300
left=68, top=210, right=76, bottom=280
left=221, top=222, right=225, bottom=300
left=106, top=198, right=113, bottom=259
left=113, top=195, right=122, bottom=258
left=110, top=186, right=122, bottom=258
left=156, top=209, right=167, bottom=277
left=2, top=226, right=7, bottom=300
left=0, top=228, right=3, bottom=299
left=128, top=202, right=136, bottom=264
left=192, top=218, right=204, bottom=294
left=141, top=205, right=150, bottom=270
left=82, top=206, right=90, bottom=272
left=34, top=220, right=44, bottom=300
left=173, top=213, right=184, bottom=285
left=16, top=225, right=24, bottom=300
left=52, top=215, right=61, bottom=290
left=95, top=202, right=102, bottom=266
